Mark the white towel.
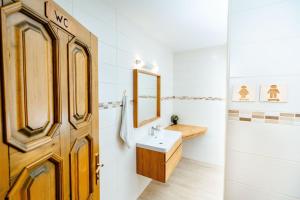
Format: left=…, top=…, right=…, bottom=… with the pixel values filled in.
left=119, top=93, right=134, bottom=147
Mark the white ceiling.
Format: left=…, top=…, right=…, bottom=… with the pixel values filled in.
left=106, top=0, right=228, bottom=52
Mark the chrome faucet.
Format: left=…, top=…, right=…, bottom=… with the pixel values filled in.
left=150, top=125, right=161, bottom=136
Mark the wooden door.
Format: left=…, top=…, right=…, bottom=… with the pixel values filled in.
left=0, top=1, right=99, bottom=199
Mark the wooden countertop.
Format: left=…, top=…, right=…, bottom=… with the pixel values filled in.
left=165, top=124, right=207, bottom=141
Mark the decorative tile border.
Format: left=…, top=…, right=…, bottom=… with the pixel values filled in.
left=138, top=96, right=224, bottom=101
left=161, top=96, right=175, bottom=101
left=139, top=95, right=156, bottom=99
left=99, top=101, right=122, bottom=110
left=98, top=96, right=224, bottom=110
left=228, top=109, right=300, bottom=126
left=173, top=96, right=224, bottom=101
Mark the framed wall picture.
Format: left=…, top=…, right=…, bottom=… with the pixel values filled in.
left=260, top=84, right=288, bottom=103
left=232, top=84, right=256, bottom=102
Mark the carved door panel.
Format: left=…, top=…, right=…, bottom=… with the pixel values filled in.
left=6, top=154, right=63, bottom=200
left=0, top=2, right=63, bottom=199
left=1, top=2, right=61, bottom=153
left=0, top=1, right=99, bottom=200
left=67, top=28, right=99, bottom=200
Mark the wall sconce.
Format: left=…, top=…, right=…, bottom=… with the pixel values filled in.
left=133, top=57, right=159, bottom=73
left=152, top=62, right=159, bottom=73
left=133, top=56, right=145, bottom=69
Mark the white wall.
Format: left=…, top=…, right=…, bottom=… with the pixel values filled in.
left=54, top=1, right=174, bottom=200
left=226, top=0, right=300, bottom=199
left=173, top=46, right=227, bottom=166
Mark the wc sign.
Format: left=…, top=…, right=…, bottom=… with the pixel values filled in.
left=45, top=1, right=73, bottom=32
left=54, top=10, right=69, bottom=28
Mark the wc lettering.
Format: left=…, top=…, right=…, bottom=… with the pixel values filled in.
left=54, top=10, right=69, bottom=28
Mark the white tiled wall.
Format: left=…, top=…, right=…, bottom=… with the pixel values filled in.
left=173, top=46, right=227, bottom=166
left=226, top=0, right=300, bottom=199
left=54, top=1, right=174, bottom=200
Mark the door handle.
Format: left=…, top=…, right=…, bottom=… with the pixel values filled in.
left=95, top=154, right=100, bottom=185
left=96, top=163, right=103, bottom=172
left=95, top=154, right=103, bottom=185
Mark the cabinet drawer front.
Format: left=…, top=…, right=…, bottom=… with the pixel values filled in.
left=166, top=145, right=182, bottom=181
left=165, top=138, right=182, bottom=161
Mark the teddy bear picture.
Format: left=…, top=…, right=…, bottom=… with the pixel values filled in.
left=267, top=85, right=280, bottom=101
left=232, top=84, right=256, bottom=102
left=239, top=85, right=249, bottom=100
left=260, top=84, right=288, bottom=103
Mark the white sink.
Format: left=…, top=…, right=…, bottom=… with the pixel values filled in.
left=136, top=129, right=181, bottom=153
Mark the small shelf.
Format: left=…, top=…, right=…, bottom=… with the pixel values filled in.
left=165, top=124, right=207, bottom=141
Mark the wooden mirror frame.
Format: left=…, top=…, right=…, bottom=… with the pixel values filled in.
left=133, top=69, right=161, bottom=128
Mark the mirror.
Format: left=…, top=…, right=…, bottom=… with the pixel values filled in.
left=133, top=69, right=160, bottom=128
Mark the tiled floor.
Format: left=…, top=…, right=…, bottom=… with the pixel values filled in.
left=138, top=158, right=224, bottom=200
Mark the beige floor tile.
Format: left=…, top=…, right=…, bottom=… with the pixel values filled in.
left=138, top=158, right=224, bottom=200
